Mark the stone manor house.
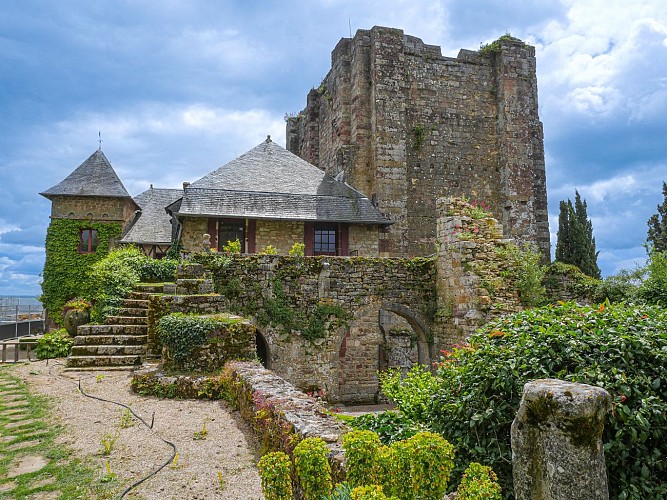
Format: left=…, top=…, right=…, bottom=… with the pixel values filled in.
left=40, top=27, right=549, bottom=262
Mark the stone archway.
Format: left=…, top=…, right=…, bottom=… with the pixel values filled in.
left=379, top=302, right=432, bottom=369
left=255, top=329, right=270, bottom=369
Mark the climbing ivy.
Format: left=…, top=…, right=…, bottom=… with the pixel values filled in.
left=41, top=219, right=122, bottom=324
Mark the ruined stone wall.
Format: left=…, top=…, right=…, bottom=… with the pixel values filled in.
left=287, top=26, right=550, bottom=260
left=436, top=197, right=524, bottom=344
left=197, top=254, right=437, bottom=403
left=255, top=219, right=304, bottom=254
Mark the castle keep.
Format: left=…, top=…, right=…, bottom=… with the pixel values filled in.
left=287, top=27, right=550, bottom=258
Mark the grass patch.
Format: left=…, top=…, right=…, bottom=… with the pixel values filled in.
left=0, top=365, right=118, bottom=499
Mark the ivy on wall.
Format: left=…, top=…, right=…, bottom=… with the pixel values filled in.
left=40, top=219, right=122, bottom=324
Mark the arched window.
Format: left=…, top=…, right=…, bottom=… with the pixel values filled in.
left=79, top=229, right=99, bottom=253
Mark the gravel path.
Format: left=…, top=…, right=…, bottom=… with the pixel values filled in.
left=11, top=360, right=264, bottom=499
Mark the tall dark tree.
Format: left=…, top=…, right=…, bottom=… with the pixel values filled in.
left=647, top=181, right=667, bottom=253
left=555, top=190, right=601, bottom=278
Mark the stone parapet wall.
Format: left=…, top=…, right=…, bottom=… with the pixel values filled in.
left=131, top=361, right=350, bottom=482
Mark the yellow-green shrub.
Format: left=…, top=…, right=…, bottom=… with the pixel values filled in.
left=456, top=462, right=502, bottom=500
left=342, top=430, right=381, bottom=487
left=257, top=452, right=292, bottom=500
left=351, top=484, right=395, bottom=500
left=404, top=431, right=455, bottom=499
left=293, top=437, right=332, bottom=499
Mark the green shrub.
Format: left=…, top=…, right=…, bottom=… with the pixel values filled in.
left=88, top=247, right=141, bottom=321
left=222, top=238, right=241, bottom=255
left=157, top=313, right=242, bottom=362
left=351, top=409, right=431, bottom=445
left=342, top=430, right=381, bottom=488
left=639, top=250, right=667, bottom=306
left=289, top=242, right=305, bottom=257
left=260, top=245, right=278, bottom=255
left=495, top=243, right=547, bottom=307
left=404, top=431, right=455, bottom=499
left=35, top=329, right=74, bottom=359
left=456, top=462, right=502, bottom=500
left=293, top=437, right=332, bottom=499
left=350, top=484, right=393, bottom=500
left=378, top=441, right=411, bottom=499
left=257, top=452, right=292, bottom=500
left=378, top=365, right=439, bottom=422
left=428, top=302, right=667, bottom=499
left=136, top=257, right=177, bottom=282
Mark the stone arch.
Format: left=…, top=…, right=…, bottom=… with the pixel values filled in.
left=255, top=328, right=271, bottom=369
left=379, top=302, right=433, bottom=370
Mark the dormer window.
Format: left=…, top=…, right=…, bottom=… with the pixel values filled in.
left=79, top=229, right=99, bottom=253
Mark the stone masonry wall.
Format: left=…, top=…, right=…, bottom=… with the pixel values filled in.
left=287, top=27, right=550, bottom=261
left=50, top=195, right=136, bottom=228
left=255, top=219, right=304, bottom=254
left=180, top=216, right=209, bottom=253
left=195, top=254, right=437, bottom=403
left=348, top=224, right=379, bottom=256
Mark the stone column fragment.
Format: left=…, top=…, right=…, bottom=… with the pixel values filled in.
left=511, top=379, right=611, bottom=500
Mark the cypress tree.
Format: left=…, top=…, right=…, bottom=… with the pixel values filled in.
left=555, top=191, right=601, bottom=278
left=647, top=182, right=667, bottom=253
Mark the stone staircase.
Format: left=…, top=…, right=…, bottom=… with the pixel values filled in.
left=66, top=284, right=162, bottom=370
left=66, top=263, right=216, bottom=370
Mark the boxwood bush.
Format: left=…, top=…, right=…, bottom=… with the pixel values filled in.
left=425, top=301, right=667, bottom=499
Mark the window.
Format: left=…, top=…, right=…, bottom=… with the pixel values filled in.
left=218, top=219, right=245, bottom=253
left=314, top=223, right=337, bottom=255
left=79, top=229, right=99, bottom=253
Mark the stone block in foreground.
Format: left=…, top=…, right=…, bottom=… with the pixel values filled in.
left=511, top=378, right=611, bottom=500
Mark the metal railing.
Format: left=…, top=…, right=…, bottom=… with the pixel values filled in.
left=0, top=339, right=37, bottom=363
left=0, top=297, right=45, bottom=339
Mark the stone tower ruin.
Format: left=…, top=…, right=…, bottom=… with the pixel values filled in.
left=287, top=26, right=550, bottom=259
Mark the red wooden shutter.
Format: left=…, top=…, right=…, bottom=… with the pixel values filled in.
left=247, top=219, right=257, bottom=254
left=304, top=222, right=314, bottom=256
left=207, top=218, right=217, bottom=249
left=339, top=223, right=349, bottom=256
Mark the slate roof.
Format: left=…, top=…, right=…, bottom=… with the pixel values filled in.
left=174, top=138, right=390, bottom=225
left=40, top=149, right=133, bottom=199
left=121, top=187, right=183, bottom=245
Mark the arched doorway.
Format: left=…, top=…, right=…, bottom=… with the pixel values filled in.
left=255, top=330, right=270, bottom=368
left=379, top=303, right=432, bottom=374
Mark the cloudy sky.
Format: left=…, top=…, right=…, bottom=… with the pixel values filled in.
left=1, top=0, right=666, bottom=296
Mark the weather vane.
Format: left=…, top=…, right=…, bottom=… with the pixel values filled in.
left=98, top=131, right=102, bottom=150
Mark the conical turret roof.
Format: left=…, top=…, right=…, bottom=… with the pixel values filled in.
left=40, top=149, right=132, bottom=199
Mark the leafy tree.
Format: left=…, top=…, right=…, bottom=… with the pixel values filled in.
left=647, top=181, right=667, bottom=252
left=555, top=190, right=601, bottom=278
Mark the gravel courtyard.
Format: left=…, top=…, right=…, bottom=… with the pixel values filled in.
left=8, top=360, right=264, bottom=499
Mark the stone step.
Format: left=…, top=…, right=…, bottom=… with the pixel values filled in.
left=66, top=355, right=142, bottom=368
left=177, top=263, right=206, bottom=279
left=71, top=345, right=146, bottom=356
left=105, top=316, right=148, bottom=326
left=123, top=298, right=149, bottom=308
left=74, top=334, right=148, bottom=346
left=116, top=307, right=148, bottom=317
left=127, top=291, right=153, bottom=300
left=77, top=324, right=148, bottom=336
left=176, top=278, right=214, bottom=295
left=134, top=283, right=168, bottom=293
